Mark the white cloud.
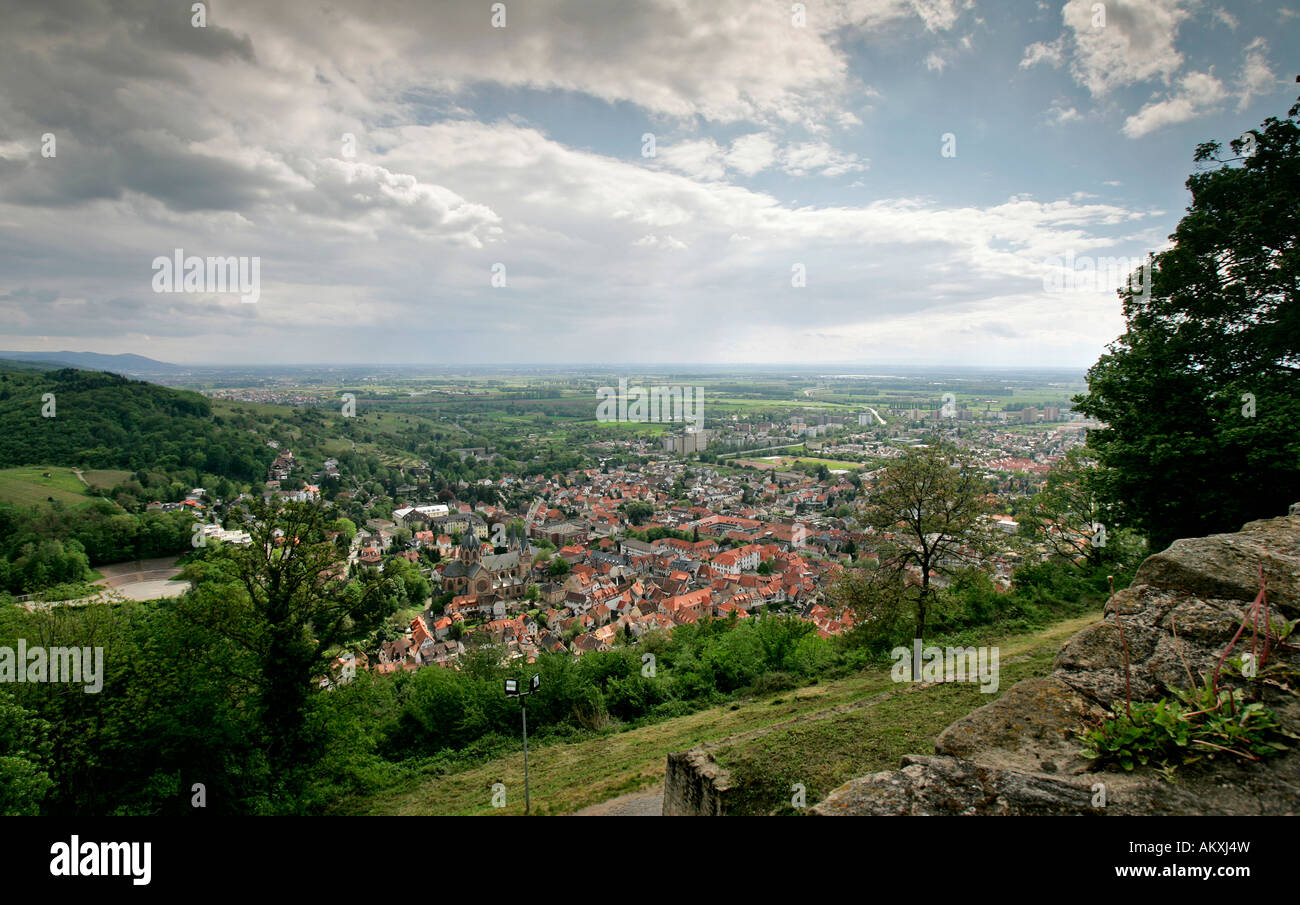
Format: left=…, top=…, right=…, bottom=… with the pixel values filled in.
left=905, top=0, right=963, bottom=32
left=1062, top=0, right=1191, bottom=97
left=188, top=0, right=971, bottom=132
left=726, top=290, right=1128, bottom=366
left=1212, top=8, right=1239, bottom=29
left=780, top=142, right=869, bottom=177
left=1019, top=35, right=1065, bottom=69
left=657, top=139, right=729, bottom=182
left=0, top=140, right=32, bottom=161
left=300, top=159, right=502, bottom=245
left=1047, top=101, right=1083, bottom=124
left=1122, top=70, right=1228, bottom=138
left=725, top=134, right=780, bottom=177
left=658, top=134, right=862, bottom=180
left=633, top=234, right=687, bottom=250
left=1, top=108, right=1156, bottom=363
left=1236, top=38, right=1280, bottom=110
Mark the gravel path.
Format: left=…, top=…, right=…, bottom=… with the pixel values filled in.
left=571, top=786, right=663, bottom=816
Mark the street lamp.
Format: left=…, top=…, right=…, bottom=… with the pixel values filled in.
left=504, top=673, right=541, bottom=814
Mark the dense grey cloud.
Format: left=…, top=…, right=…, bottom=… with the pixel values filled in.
left=1, top=0, right=1283, bottom=366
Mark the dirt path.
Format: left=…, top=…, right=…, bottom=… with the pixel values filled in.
left=71, top=468, right=115, bottom=504
left=571, top=785, right=663, bottom=817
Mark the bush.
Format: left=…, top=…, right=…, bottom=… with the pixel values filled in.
left=748, top=672, right=798, bottom=696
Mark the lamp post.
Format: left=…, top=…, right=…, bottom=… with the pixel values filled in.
left=504, top=673, right=541, bottom=814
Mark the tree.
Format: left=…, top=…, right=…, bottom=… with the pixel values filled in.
left=1073, top=93, right=1300, bottom=550
left=623, top=500, right=654, bottom=526
left=180, top=499, right=397, bottom=782
left=847, top=444, right=991, bottom=643
left=0, top=690, right=53, bottom=815
left=384, top=555, right=431, bottom=608
left=1025, top=448, right=1109, bottom=567
left=331, top=517, right=357, bottom=543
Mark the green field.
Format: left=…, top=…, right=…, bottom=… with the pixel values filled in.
left=81, top=469, right=133, bottom=490
left=341, top=611, right=1099, bottom=816
left=788, top=456, right=867, bottom=470
left=595, top=420, right=673, bottom=436
left=0, top=466, right=95, bottom=507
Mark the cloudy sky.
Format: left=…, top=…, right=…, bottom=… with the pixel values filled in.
left=0, top=0, right=1295, bottom=367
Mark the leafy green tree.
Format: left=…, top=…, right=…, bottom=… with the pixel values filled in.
left=383, top=555, right=430, bottom=608
left=623, top=500, right=654, bottom=526
left=180, top=499, right=397, bottom=782
left=0, top=689, right=53, bottom=815
left=844, top=444, right=991, bottom=643
left=1024, top=449, right=1110, bottom=567
left=1074, top=93, right=1300, bottom=549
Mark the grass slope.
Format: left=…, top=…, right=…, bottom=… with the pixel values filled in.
left=0, top=465, right=94, bottom=508
left=80, top=468, right=133, bottom=490
left=343, top=611, right=1099, bottom=816
left=712, top=626, right=1078, bottom=815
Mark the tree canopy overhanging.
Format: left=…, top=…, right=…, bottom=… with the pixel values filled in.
left=1073, top=91, right=1300, bottom=551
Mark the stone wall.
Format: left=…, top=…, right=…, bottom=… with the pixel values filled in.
left=811, top=506, right=1300, bottom=816
left=663, top=689, right=900, bottom=815
left=663, top=749, right=732, bottom=816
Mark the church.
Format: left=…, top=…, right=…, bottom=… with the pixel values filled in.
left=440, top=526, right=529, bottom=603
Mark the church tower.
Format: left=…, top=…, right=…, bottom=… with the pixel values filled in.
left=459, top=529, right=482, bottom=565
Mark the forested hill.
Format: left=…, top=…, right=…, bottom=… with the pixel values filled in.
left=0, top=363, right=272, bottom=482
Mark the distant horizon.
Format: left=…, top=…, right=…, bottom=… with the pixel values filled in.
left=0, top=349, right=1091, bottom=375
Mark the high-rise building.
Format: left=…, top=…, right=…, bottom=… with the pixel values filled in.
left=664, top=429, right=710, bottom=455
